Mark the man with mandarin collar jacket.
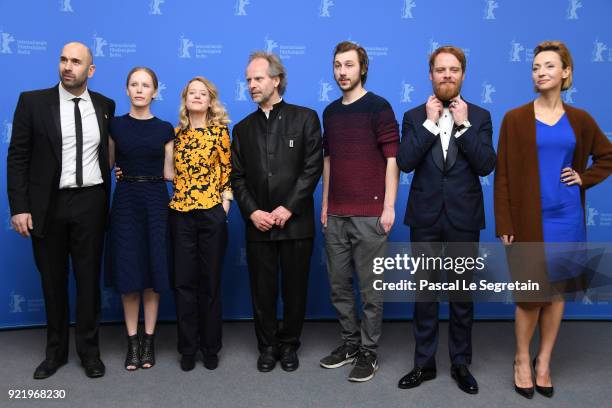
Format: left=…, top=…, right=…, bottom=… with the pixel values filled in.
left=231, top=51, right=323, bottom=373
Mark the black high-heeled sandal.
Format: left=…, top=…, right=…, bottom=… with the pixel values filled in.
left=533, top=358, right=554, bottom=398
left=125, top=334, right=140, bottom=371
left=513, top=362, right=534, bottom=399
left=140, top=333, right=156, bottom=369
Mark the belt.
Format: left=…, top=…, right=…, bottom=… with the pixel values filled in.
left=120, top=176, right=165, bottom=182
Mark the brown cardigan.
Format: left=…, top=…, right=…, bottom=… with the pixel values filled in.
left=494, top=101, right=612, bottom=242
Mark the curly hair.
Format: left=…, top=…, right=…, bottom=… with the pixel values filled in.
left=178, top=76, right=230, bottom=130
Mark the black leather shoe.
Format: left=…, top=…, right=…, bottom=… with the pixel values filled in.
left=451, top=364, right=479, bottom=394
left=203, top=354, right=219, bottom=370
left=398, top=366, right=437, bottom=389
left=82, top=358, right=105, bottom=378
left=180, top=354, right=196, bottom=371
left=33, top=359, right=67, bottom=380
left=533, top=358, right=554, bottom=398
left=513, top=362, right=534, bottom=399
left=279, top=345, right=299, bottom=372
left=257, top=348, right=278, bottom=372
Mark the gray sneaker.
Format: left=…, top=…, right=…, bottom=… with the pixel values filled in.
left=320, top=343, right=360, bottom=369
left=348, top=350, right=378, bottom=382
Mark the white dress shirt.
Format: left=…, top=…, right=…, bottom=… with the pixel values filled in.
left=422, top=97, right=470, bottom=160
left=58, top=83, right=103, bottom=188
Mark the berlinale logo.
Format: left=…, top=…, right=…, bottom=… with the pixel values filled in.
left=149, top=0, right=164, bottom=15
left=586, top=205, right=599, bottom=227
left=509, top=40, right=525, bottom=62
left=318, top=80, right=333, bottom=102
left=483, top=0, right=498, bottom=20
left=400, top=81, right=414, bottom=103
left=92, top=34, right=108, bottom=57
left=235, top=79, right=248, bottom=101
left=9, top=292, right=26, bottom=313
left=592, top=39, right=608, bottom=62
left=401, top=0, right=416, bottom=19
left=178, top=36, right=194, bottom=58
left=481, top=82, right=496, bottom=104
left=235, top=0, right=250, bottom=16
left=0, top=31, right=16, bottom=54
left=264, top=35, right=279, bottom=54
left=2, top=120, right=12, bottom=143
left=566, top=0, right=582, bottom=20
left=59, top=0, right=73, bottom=12
left=563, top=87, right=577, bottom=104
left=319, top=0, right=334, bottom=17
left=156, top=82, right=167, bottom=101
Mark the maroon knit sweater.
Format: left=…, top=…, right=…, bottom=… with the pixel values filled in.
left=322, top=92, right=400, bottom=216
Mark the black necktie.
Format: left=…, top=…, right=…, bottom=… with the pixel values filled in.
left=72, top=97, right=83, bottom=187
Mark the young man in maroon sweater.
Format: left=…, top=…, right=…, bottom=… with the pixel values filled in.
left=319, top=41, right=400, bottom=382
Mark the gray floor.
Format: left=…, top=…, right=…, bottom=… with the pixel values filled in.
left=0, top=321, right=610, bottom=408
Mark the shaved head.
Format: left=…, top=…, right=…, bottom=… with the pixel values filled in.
left=63, top=41, right=93, bottom=65
left=59, top=41, right=96, bottom=93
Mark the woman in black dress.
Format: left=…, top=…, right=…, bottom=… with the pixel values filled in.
left=106, top=67, right=175, bottom=370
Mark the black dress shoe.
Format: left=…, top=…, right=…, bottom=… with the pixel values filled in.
left=82, top=358, right=105, bottom=378
left=180, top=354, right=196, bottom=371
left=513, top=362, right=534, bottom=399
left=203, top=354, right=219, bottom=370
left=451, top=364, right=479, bottom=395
left=257, top=348, right=278, bottom=372
left=398, top=366, right=437, bottom=389
left=279, top=345, right=299, bottom=372
left=33, top=359, right=67, bottom=380
left=533, top=358, right=554, bottom=398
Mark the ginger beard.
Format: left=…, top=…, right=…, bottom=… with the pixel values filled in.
left=433, top=79, right=462, bottom=102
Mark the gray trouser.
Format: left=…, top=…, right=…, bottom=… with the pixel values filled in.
left=324, top=215, right=387, bottom=351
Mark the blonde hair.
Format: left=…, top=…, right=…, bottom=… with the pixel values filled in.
left=178, top=76, right=230, bottom=130
left=533, top=40, right=574, bottom=92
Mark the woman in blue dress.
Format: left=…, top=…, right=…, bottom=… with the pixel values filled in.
left=495, top=42, right=612, bottom=398
left=106, top=67, right=175, bottom=370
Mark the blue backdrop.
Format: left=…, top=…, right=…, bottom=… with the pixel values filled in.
left=1, top=0, right=611, bottom=328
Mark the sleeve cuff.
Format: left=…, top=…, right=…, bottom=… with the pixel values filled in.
left=422, top=119, right=440, bottom=136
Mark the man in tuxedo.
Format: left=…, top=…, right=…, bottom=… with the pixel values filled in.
left=396, top=46, right=496, bottom=394
left=231, top=51, right=322, bottom=373
left=7, top=42, right=115, bottom=379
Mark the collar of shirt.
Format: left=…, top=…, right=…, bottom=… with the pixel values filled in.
left=259, top=97, right=284, bottom=119
left=58, top=82, right=91, bottom=103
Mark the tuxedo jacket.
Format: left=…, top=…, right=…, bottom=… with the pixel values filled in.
left=6, top=85, right=115, bottom=237
left=397, top=101, right=496, bottom=231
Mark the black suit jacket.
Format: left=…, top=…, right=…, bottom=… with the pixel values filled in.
left=396, top=101, right=496, bottom=231
left=6, top=85, right=115, bottom=237
left=230, top=100, right=323, bottom=241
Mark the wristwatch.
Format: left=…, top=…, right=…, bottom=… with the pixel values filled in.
left=455, top=120, right=471, bottom=131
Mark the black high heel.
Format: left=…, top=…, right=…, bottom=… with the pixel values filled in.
left=140, top=333, right=156, bottom=369
left=513, top=362, right=534, bottom=399
left=125, top=334, right=140, bottom=371
left=533, top=358, right=554, bottom=398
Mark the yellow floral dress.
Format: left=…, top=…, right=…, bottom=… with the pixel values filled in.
left=169, top=125, right=232, bottom=211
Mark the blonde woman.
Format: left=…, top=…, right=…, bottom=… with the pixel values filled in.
left=168, top=77, right=232, bottom=371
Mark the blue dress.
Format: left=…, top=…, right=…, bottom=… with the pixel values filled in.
left=105, top=114, right=175, bottom=294
left=536, top=114, right=586, bottom=282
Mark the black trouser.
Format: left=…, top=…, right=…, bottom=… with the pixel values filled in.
left=246, top=238, right=313, bottom=353
left=31, top=185, right=107, bottom=363
left=169, top=205, right=227, bottom=356
left=410, top=209, right=479, bottom=369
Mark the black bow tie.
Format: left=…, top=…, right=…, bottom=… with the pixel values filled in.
left=442, top=100, right=452, bottom=108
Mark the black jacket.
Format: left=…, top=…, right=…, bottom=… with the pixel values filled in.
left=396, top=101, right=496, bottom=231
left=230, top=100, right=323, bottom=241
left=6, top=85, right=115, bottom=237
